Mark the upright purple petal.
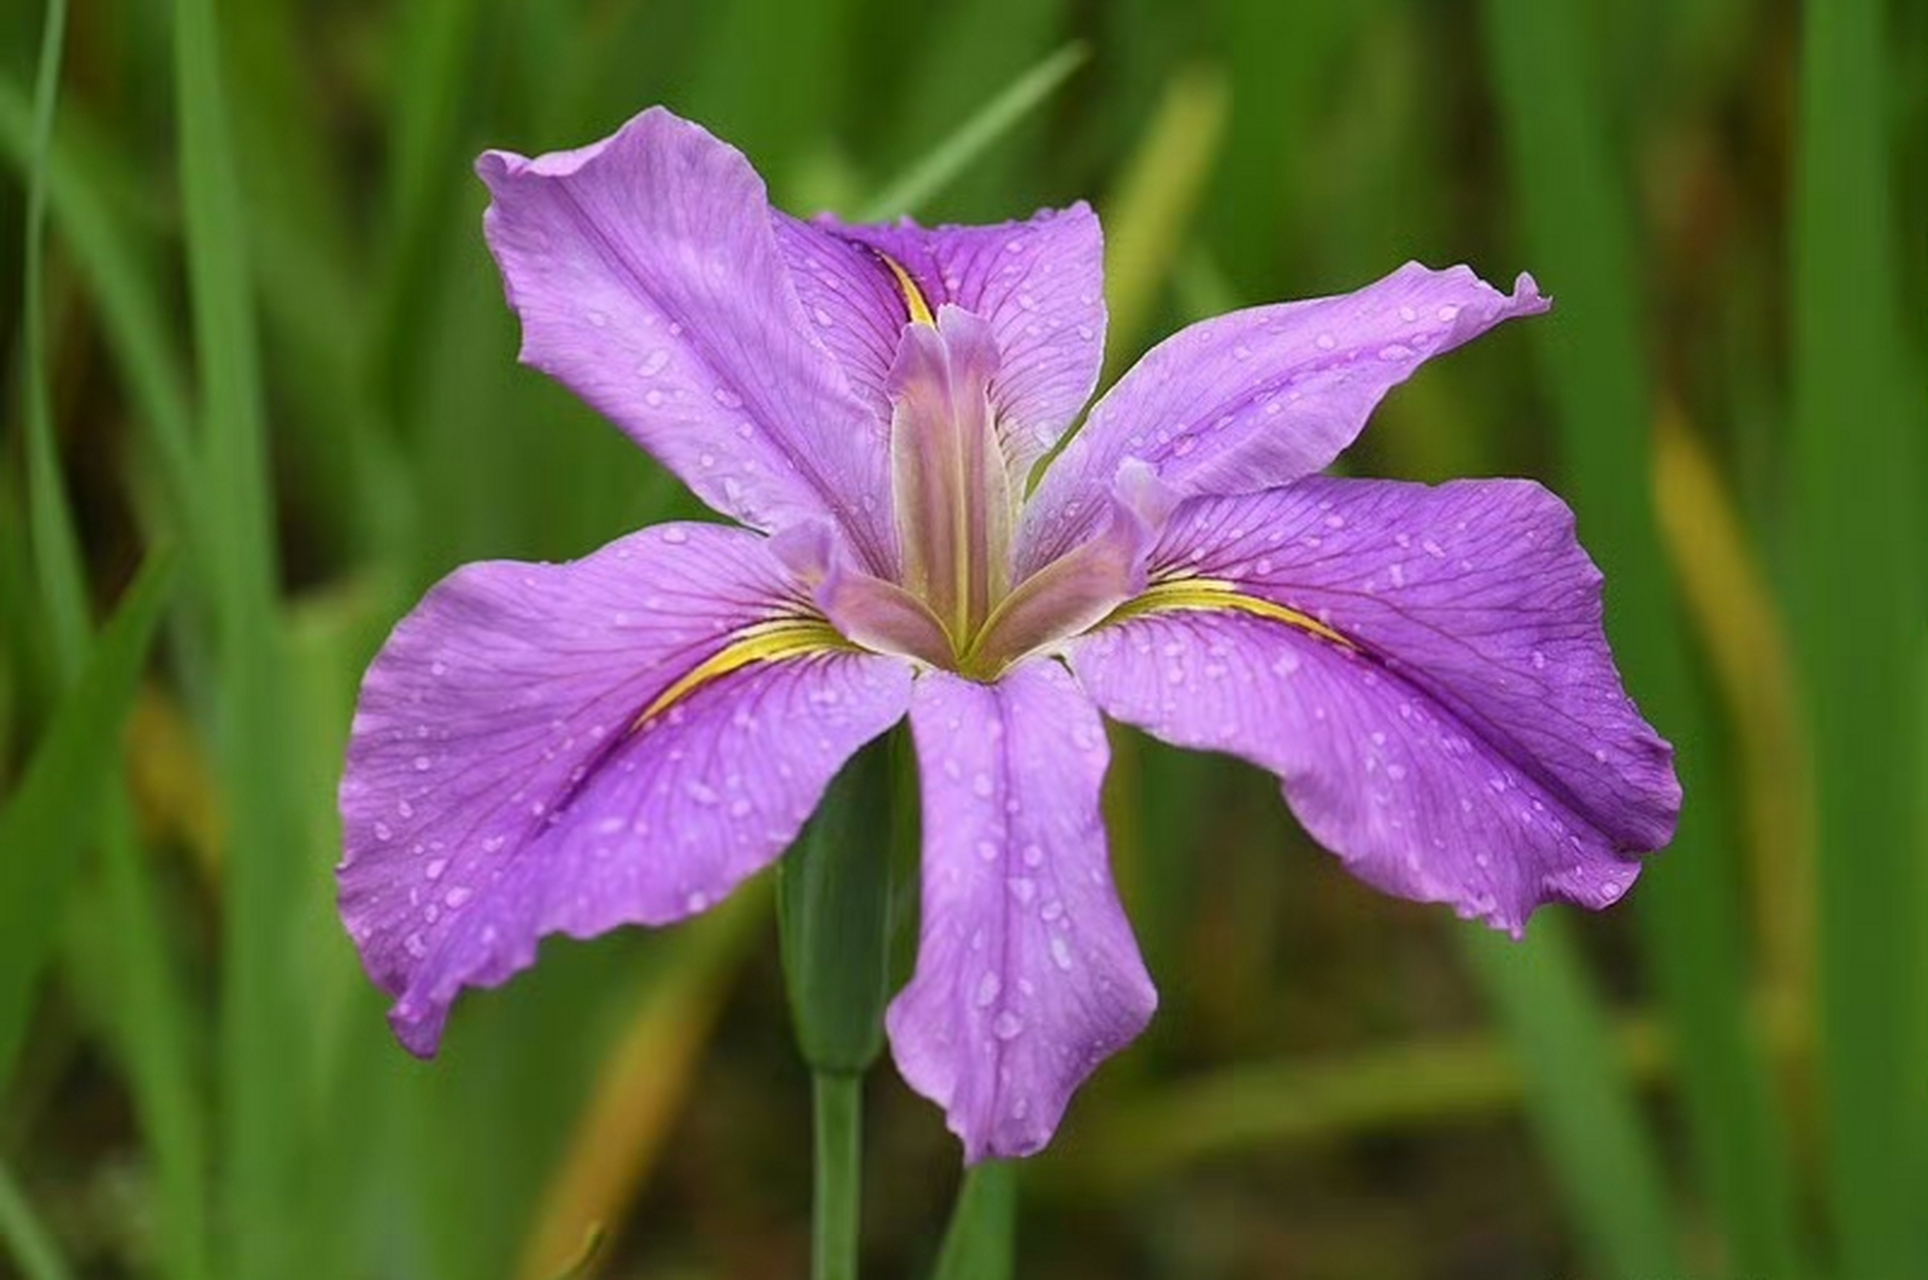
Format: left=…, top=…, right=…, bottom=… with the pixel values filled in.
left=1067, top=478, right=1679, bottom=933
left=1022, top=264, right=1547, bottom=575
left=478, top=108, right=894, bottom=571
left=889, top=662, right=1156, bottom=1162
left=339, top=523, right=912, bottom=1054
left=788, top=205, right=1107, bottom=472
left=771, top=214, right=922, bottom=421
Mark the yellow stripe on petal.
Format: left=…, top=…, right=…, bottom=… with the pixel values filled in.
left=1106, top=577, right=1358, bottom=650
left=878, top=251, right=936, bottom=326
left=633, top=617, right=853, bottom=730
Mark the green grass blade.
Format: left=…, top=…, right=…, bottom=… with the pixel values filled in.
left=172, top=0, right=310, bottom=1271
left=1099, top=63, right=1229, bottom=372
left=870, top=0, right=1067, bottom=219
left=371, top=0, right=483, bottom=413
left=20, top=0, right=84, bottom=664
left=96, top=800, right=213, bottom=1280
left=859, top=43, right=1086, bottom=221
left=0, top=1158, right=76, bottom=1280
left=1479, top=1, right=1803, bottom=1275
left=1457, top=923, right=1675, bottom=1277
left=1792, top=0, right=1928, bottom=1275
left=0, top=550, right=177, bottom=1093
left=0, top=80, right=202, bottom=553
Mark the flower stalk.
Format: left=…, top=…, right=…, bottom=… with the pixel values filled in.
left=811, top=1072, right=864, bottom=1280
left=782, top=737, right=901, bottom=1278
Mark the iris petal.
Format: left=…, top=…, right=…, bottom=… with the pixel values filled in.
left=1068, top=477, right=1679, bottom=932
left=806, top=204, right=1108, bottom=472
left=338, top=522, right=911, bottom=1054
left=1022, top=263, right=1548, bottom=576
left=890, top=662, right=1156, bottom=1161
left=478, top=108, right=895, bottom=572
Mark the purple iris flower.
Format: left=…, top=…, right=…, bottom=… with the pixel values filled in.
left=338, top=107, right=1680, bottom=1161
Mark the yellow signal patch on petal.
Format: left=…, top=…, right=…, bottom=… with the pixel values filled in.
left=878, top=251, right=936, bottom=327
left=1106, top=577, right=1358, bottom=650
left=633, top=617, right=855, bottom=730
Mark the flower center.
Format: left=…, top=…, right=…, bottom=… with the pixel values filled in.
left=885, top=302, right=1019, bottom=661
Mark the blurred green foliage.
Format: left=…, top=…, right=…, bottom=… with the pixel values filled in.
left=1, top=0, right=1923, bottom=1278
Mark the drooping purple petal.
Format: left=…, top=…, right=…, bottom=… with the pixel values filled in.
left=1021, top=263, right=1548, bottom=575
left=338, top=522, right=911, bottom=1054
left=787, top=204, right=1107, bottom=472
left=1066, top=478, right=1679, bottom=933
left=477, top=108, right=894, bottom=572
left=889, top=662, right=1156, bottom=1162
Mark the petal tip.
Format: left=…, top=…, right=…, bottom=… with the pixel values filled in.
left=388, top=999, right=448, bottom=1059
left=1510, top=271, right=1553, bottom=313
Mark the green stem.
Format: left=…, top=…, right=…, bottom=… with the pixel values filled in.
left=812, top=1071, right=864, bottom=1280
left=932, top=1161, right=1016, bottom=1280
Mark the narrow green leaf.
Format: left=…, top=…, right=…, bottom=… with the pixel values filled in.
left=872, top=0, right=1065, bottom=220
left=371, top=0, right=483, bottom=412
left=96, top=802, right=213, bottom=1280
left=0, top=550, right=177, bottom=1092
left=1792, top=0, right=1928, bottom=1275
left=20, top=0, right=84, bottom=664
left=0, top=1158, right=76, bottom=1280
left=0, top=80, right=203, bottom=559
left=1457, top=924, right=1675, bottom=1277
left=930, top=1161, right=1016, bottom=1280
left=1479, top=0, right=1802, bottom=1274
left=860, top=43, right=1087, bottom=221
left=1099, top=64, right=1229, bottom=372
left=172, top=0, right=309, bottom=1271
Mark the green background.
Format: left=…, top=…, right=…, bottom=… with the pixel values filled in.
left=1, top=0, right=1923, bottom=1276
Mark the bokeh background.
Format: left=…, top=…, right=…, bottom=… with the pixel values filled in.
left=2, top=0, right=1923, bottom=1277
